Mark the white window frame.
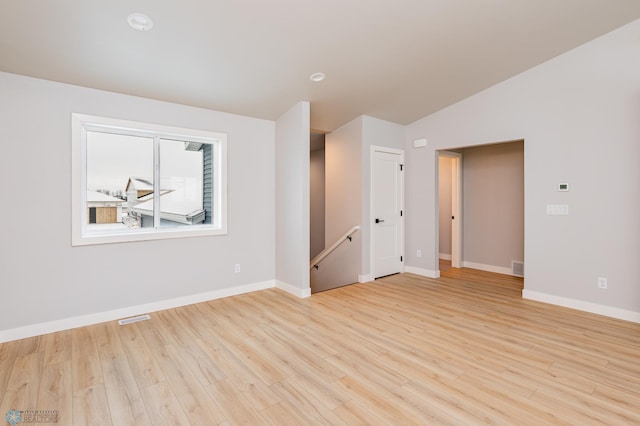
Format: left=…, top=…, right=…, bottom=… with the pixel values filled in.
left=72, top=113, right=227, bottom=246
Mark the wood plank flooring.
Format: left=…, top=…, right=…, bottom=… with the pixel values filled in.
left=2, top=267, right=640, bottom=425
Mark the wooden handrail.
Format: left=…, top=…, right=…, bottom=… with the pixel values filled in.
left=310, top=225, right=360, bottom=270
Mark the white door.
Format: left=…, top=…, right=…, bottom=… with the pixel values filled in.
left=372, top=148, right=404, bottom=278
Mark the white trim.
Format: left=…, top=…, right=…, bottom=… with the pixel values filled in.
left=523, top=290, right=640, bottom=324
left=359, top=274, right=375, bottom=283
left=275, top=280, right=311, bottom=298
left=404, top=266, right=440, bottom=279
left=438, top=151, right=462, bottom=268
left=439, top=253, right=452, bottom=260
left=0, top=280, right=274, bottom=343
left=71, top=113, right=228, bottom=246
left=462, top=261, right=514, bottom=276
left=371, top=145, right=406, bottom=155
left=370, top=145, right=405, bottom=280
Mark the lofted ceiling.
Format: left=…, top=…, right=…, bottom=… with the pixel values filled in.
left=1, top=1, right=640, bottom=132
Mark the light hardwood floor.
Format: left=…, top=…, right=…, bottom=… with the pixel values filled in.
left=2, top=267, right=640, bottom=425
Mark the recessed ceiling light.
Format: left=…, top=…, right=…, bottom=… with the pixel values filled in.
left=309, top=72, right=326, bottom=82
left=127, top=13, right=154, bottom=31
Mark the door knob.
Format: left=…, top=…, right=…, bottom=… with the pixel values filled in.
left=375, top=218, right=385, bottom=223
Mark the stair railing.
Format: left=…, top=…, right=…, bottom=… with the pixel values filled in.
left=310, top=225, right=360, bottom=270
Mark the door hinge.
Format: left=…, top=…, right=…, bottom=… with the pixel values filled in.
left=400, top=210, right=403, bottom=217
left=400, top=164, right=404, bottom=171
left=400, top=256, right=403, bottom=262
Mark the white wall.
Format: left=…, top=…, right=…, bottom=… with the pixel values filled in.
left=405, top=20, right=640, bottom=320
left=275, top=101, right=311, bottom=297
left=0, top=72, right=276, bottom=341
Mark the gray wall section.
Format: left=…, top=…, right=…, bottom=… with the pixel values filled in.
left=325, top=118, right=363, bottom=247
left=310, top=148, right=325, bottom=259
left=405, top=20, right=640, bottom=313
left=0, top=71, right=276, bottom=331
left=461, top=142, right=524, bottom=269
left=318, top=118, right=363, bottom=289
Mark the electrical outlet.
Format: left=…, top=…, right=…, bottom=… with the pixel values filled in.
left=416, top=249, right=422, bottom=258
left=597, top=277, right=607, bottom=289
left=234, top=264, right=241, bottom=273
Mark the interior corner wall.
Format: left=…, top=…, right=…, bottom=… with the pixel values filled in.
left=325, top=117, right=363, bottom=247
left=275, top=101, right=311, bottom=297
left=405, top=19, right=640, bottom=318
left=461, top=142, right=524, bottom=271
left=0, top=71, right=276, bottom=339
left=325, top=115, right=405, bottom=280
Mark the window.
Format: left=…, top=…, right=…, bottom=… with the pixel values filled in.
left=72, top=113, right=227, bottom=245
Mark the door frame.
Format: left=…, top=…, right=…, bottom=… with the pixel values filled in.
left=369, top=145, right=405, bottom=279
left=438, top=151, right=462, bottom=268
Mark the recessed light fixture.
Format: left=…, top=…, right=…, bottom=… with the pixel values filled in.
left=309, top=72, right=326, bottom=82
left=127, top=13, right=154, bottom=31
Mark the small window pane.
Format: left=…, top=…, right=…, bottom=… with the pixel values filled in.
left=158, top=139, right=207, bottom=228
left=86, top=131, right=153, bottom=232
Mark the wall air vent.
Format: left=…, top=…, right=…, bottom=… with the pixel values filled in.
left=118, top=314, right=151, bottom=325
left=512, top=261, right=524, bottom=277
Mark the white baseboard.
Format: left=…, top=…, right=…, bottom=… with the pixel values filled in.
left=523, top=290, right=640, bottom=324
left=462, top=261, right=513, bottom=276
left=439, top=253, right=452, bottom=260
left=359, top=274, right=375, bottom=283
left=0, top=280, right=275, bottom=343
left=275, top=280, right=311, bottom=298
left=404, top=266, right=440, bottom=279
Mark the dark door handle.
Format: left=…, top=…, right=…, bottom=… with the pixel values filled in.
left=375, top=218, right=385, bottom=223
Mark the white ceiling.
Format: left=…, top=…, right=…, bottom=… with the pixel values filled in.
left=2, top=1, right=639, bottom=132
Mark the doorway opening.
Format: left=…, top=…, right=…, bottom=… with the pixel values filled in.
left=437, top=140, right=524, bottom=277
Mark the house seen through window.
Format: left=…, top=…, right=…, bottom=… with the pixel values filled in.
left=72, top=114, right=227, bottom=245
